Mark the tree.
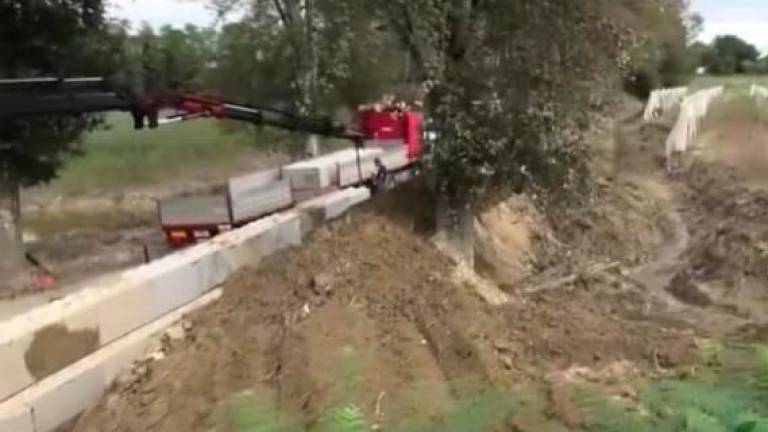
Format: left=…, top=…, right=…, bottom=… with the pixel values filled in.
left=0, top=1, right=124, bottom=286
left=704, top=35, right=760, bottom=75
left=619, top=0, right=699, bottom=98
left=209, top=0, right=404, bottom=156
left=133, top=24, right=218, bottom=95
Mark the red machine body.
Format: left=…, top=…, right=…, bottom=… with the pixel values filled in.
left=358, top=108, right=423, bottom=160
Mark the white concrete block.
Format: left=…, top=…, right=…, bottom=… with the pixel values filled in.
left=0, top=289, right=222, bottom=432
left=285, top=148, right=376, bottom=190
left=0, top=335, right=35, bottom=405
left=27, top=360, right=105, bottom=432
left=214, top=214, right=300, bottom=270
left=0, top=285, right=107, bottom=402
left=346, top=188, right=372, bottom=208
left=0, top=215, right=284, bottom=403
left=97, top=246, right=222, bottom=345
left=338, top=148, right=383, bottom=187
left=229, top=176, right=293, bottom=223
left=298, top=187, right=371, bottom=222
left=0, top=203, right=304, bottom=408
left=0, top=402, right=33, bottom=432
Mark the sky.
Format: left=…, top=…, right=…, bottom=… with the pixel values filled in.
left=109, top=0, right=768, bottom=52
left=107, top=0, right=220, bottom=29
left=691, top=0, right=768, bottom=52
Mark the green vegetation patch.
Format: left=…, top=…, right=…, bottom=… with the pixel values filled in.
left=50, top=114, right=259, bottom=195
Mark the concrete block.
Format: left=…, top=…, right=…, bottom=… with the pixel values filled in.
left=338, top=148, right=383, bottom=187
left=0, top=282, right=109, bottom=402
left=0, top=402, right=33, bottom=432
left=229, top=168, right=281, bottom=191
left=284, top=158, right=337, bottom=189
left=0, top=289, right=222, bottom=432
left=96, top=245, right=222, bottom=345
left=0, top=335, right=35, bottom=406
left=214, top=213, right=301, bottom=271
left=229, top=174, right=293, bottom=223
left=365, top=141, right=410, bottom=171
left=0, top=204, right=300, bottom=405
left=347, top=188, right=371, bottom=207
left=285, top=148, right=373, bottom=190
left=1, top=220, right=257, bottom=402
left=379, top=147, right=410, bottom=171
left=298, top=187, right=371, bottom=222
left=26, top=359, right=106, bottom=432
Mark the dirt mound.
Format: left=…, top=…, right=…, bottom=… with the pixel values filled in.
left=72, top=186, right=696, bottom=432
left=681, top=163, right=768, bottom=285
left=474, top=194, right=553, bottom=286
left=549, top=177, right=674, bottom=267
left=650, top=161, right=768, bottom=328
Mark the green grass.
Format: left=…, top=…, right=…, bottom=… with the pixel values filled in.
left=691, top=75, right=768, bottom=91
left=50, top=113, right=261, bottom=195
left=703, top=89, right=768, bottom=128
left=578, top=343, right=768, bottom=432
left=227, top=342, right=768, bottom=432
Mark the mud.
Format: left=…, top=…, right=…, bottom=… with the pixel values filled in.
left=24, top=324, right=100, bottom=381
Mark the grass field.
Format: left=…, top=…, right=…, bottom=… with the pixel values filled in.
left=691, top=74, right=768, bottom=91
left=49, top=113, right=265, bottom=195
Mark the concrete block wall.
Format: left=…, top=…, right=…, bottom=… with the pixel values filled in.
left=0, top=213, right=300, bottom=403
left=0, top=187, right=370, bottom=432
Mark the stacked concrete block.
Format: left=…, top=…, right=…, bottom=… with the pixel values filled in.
left=229, top=178, right=293, bottom=223
left=285, top=148, right=392, bottom=191
left=0, top=184, right=368, bottom=432
left=643, top=86, right=688, bottom=122
left=283, top=151, right=347, bottom=189
left=298, top=187, right=371, bottom=226
left=0, top=213, right=301, bottom=404
left=665, top=86, right=724, bottom=172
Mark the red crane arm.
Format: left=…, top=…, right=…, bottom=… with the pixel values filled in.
left=0, top=77, right=361, bottom=142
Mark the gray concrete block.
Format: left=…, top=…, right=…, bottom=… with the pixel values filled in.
left=229, top=177, right=293, bottom=223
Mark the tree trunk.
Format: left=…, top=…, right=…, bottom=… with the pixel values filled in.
left=0, top=155, right=25, bottom=289
left=305, top=135, right=319, bottom=158
left=434, top=197, right=475, bottom=267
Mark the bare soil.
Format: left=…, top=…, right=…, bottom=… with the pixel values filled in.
left=72, top=180, right=699, bottom=432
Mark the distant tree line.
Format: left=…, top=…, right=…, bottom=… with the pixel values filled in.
left=691, top=35, right=766, bottom=75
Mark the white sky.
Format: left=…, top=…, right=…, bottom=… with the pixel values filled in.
left=107, top=0, right=220, bottom=30
left=691, top=0, right=768, bottom=52
left=109, top=0, right=768, bottom=53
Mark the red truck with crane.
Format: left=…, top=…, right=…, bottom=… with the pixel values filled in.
left=0, top=77, right=426, bottom=247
